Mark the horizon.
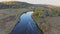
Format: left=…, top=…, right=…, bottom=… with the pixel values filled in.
left=0, top=0, right=60, bottom=6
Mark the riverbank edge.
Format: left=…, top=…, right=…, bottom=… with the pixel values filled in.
left=32, top=14, right=46, bottom=34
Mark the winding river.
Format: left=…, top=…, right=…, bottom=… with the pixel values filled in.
left=11, top=11, right=43, bottom=34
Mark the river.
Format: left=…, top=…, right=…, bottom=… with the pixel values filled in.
left=11, top=11, right=43, bottom=34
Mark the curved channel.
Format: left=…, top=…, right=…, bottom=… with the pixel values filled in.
left=11, top=11, right=43, bottom=34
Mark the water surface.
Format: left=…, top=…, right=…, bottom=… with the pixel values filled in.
left=11, top=11, right=43, bottom=34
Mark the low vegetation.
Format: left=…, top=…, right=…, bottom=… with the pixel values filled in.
left=33, top=8, right=44, bottom=18
left=33, top=7, right=60, bottom=18
left=33, top=6, right=60, bottom=34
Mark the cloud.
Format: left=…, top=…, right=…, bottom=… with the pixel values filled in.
left=0, top=0, right=60, bottom=6
left=18, top=0, right=60, bottom=6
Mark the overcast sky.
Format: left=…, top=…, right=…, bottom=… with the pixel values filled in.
left=0, top=0, right=60, bottom=6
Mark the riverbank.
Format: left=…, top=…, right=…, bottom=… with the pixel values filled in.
left=32, top=12, right=60, bottom=34
left=32, top=13, right=49, bottom=34
left=0, top=8, right=32, bottom=34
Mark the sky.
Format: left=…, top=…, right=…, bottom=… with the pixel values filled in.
left=0, top=0, right=60, bottom=6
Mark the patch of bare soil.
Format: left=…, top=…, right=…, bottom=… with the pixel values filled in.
left=44, top=16, right=60, bottom=34
left=0, top=15, right=17, bottom=34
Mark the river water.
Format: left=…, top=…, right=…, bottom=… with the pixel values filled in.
left=11, top=11, right=43, bottom=34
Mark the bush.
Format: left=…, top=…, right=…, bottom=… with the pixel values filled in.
left=34, top=9, right=44, bottom=18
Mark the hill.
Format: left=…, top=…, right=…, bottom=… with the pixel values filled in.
left=0, top=1, right=34, bottom=9
left=0, top=1, right=60, bottom=9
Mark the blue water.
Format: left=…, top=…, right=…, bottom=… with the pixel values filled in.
left=11, top=11, right=43, bottom=34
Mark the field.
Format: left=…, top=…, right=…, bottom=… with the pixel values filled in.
left=0, top=8, right=32, bottom=34
left=32, top=7, right=60, bottom=34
